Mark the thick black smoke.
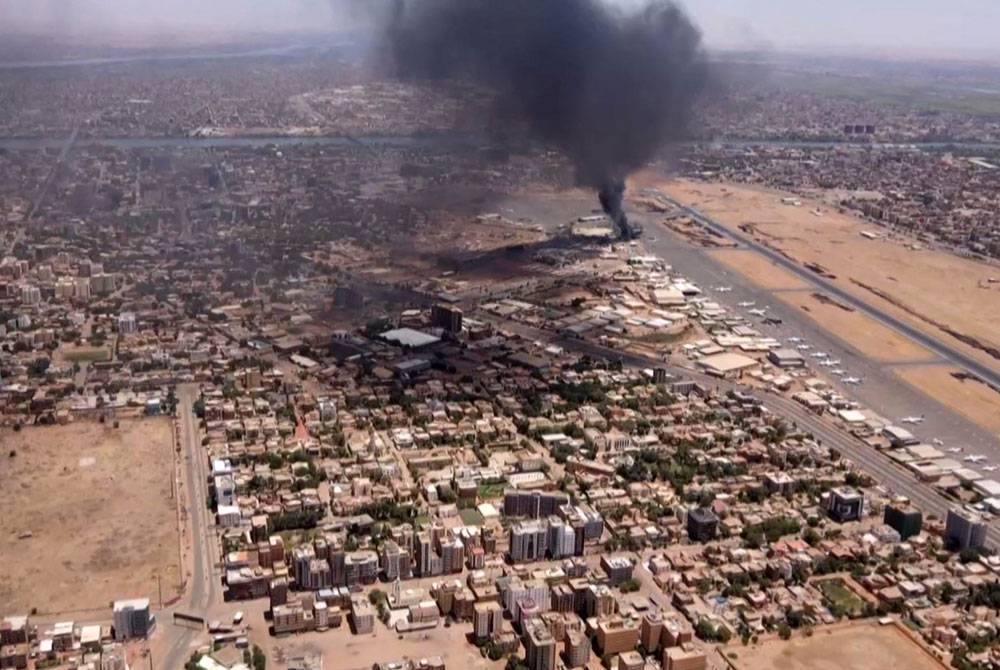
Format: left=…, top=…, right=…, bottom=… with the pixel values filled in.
left=385, top=0, right=708, bottom=238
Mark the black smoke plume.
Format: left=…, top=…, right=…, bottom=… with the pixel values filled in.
left=384, top=0, right=708, bottom=238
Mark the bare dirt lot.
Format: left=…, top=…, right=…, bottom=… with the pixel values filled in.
left=894, top=365, right=1000, bottom=438
left=776, top=291, right=935, bottom=362
left=728, top=623, right=945, bottom=670
left=708, top=248, right=810, bottom=290
left=633, top=175, right=1000, bottom=374
left=264, top=617, right=501, bottom=670
left=0, top=418, right=181, bottom=616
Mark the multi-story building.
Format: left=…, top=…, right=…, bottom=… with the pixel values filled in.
left=473, top=601, right=505, bottom=641
left=504, top=490, right=569, bottom=519
left=112, top=599, right=154, bottom=640
left=686, top=508, right=719, bottom=542
left=618, top=651, right=644, bottom=670
left=585, top=585, right=617, bottom=618
left=547, top=517, right=577, bottom=559
left=601, top=556, right=634, bottom=585
left=596, top=617, right=640, bottom=655
left=510, top=520, right=549, bottom=563
left=273, top=602, right=315, bottom=635
left=564, top=630, right=591, bottom=668
left=501, top=577, right=552, bottom=623
left=663, top=646, right=706, bottom=670
left=345, top=551, right=379, bottom=587
left=350, top=597, right=376, bottom=634
left=524, top=618, right=557, bottom=670
left=826, top=487, right=865, bottom=523
left=431, top=304, right=464, bottom=333
left=884, top=502, right=923, bottom=541
left=945, top=508, right=988, bottom=550
left=640, top=610, right=663, bottom=654
left=381, top=540, right=412, bottom=581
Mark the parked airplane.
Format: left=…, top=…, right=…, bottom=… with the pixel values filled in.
left=832, top=368, right=845, bottom=375
left=965, top=455, right=987, bottom=463
left=842, top=376, right=863, bottom=385
left=985, top=466, right=998, bottom=472
left=827, top=359, right=841, bottom=366
left=820, top=360, right=836, bottom=367
left=787, top=337, right=802, bottom=343
left=714, top=286, right=733, bottom=292
left=900, top=415, right=925, bottom=424
left=948, top=447, right=963, bottom=454
left=797, top=344, right=812, bottom=351
left=748, top=308, right=767, bottom=316
left=811, top=351, right=828, bottom=358
left=738, top=301, right=756, bottom=308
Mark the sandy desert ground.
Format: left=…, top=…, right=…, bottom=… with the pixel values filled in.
left=0, top=418, right=181, bottom=616
left=727, top=622, right=945, bottom=670
left=707, top=248, right=810, bottom=290
left=894, top=365, right=1000, bottom=438
left=776, top=291, right=936, bottom=363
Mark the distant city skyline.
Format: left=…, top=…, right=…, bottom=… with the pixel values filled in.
left=0, top=0, right=998, bottom=60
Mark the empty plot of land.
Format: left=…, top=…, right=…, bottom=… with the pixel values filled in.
left=633, top=174, right=1000, bottom=374
left=265, top=616, right=498, bottom=670
left=730, top=623, right=945, bottom=670
left=894, top=365, right=1000, bottom=437
left=0, top=419, right=180, bottom=615
left=777, top=292, right=935, bottom=363
left=708, top=248, right=810, bottom=290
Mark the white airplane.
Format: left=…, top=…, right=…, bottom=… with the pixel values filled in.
left=787, top=337, right=803, bottom=343
left=832, top=368, right=845, bottom=375
left=932, top=438, right=943, bottom=446
left=811, top=351, right=829, bottom=358
left=985, top=466, right=998, bottom=472
left=738, top=301, right=756, bottom=308
left=797, top=344, right=811, bottom=351
left=748, top=308, right=767, bottom=317
left=827, top=359, right=841, bottom=366
left=714, top=286, right=733, bottom=292
left=965, top=455, right=987, bottom=463
left=842, top=376, right=863, bottom=385
left=948, top=447, right=963, bottom=454
left=900, top=415, right=925, bottom=424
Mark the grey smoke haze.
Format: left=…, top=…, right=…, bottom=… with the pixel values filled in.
left=386, top=0, right=708, bottom=238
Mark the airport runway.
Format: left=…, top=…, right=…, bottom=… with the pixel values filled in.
left=634, top=209, right=1000, bottom=466
left=659, top=196, right=1000, bottom=390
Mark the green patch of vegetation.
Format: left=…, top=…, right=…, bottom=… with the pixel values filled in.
left=459, top=508, right=485, bottom=526
left=62, top=347, right=111, bottom=362
left=477, top=482, right=506, bottom=500
left=816, top=578, right=866, bottom=618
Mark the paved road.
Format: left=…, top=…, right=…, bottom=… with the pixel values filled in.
left=662, top=195, right=1000, bottom=390
left=479, top=313, right=1000, bottom=548
left=161, top=385, right=217, bottom=670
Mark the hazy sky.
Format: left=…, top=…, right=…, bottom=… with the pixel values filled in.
left=1, top=0, right=998, bottom=59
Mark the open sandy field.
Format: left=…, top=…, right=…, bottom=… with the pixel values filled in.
left=264, top=615, right=502, bottom=670
left=632, top=174, right=1000, bottom=374
left=776, top=292, right=935, bottom=363
left=728, top=623, right=945, bottom=670
left=0, top=418, right=181, bottom=616
left=707, top=248, right=810, bottom=290
left=894, top=365, right=1000, bottom=438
